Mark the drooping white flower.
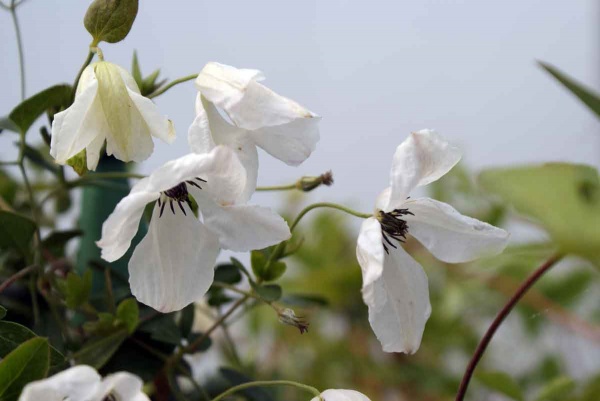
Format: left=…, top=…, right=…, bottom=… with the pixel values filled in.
left=310, top=389, right=372, bottom=401
left=50, top=61, right=175, bottom=170
left=356, top=129, right=509, bottom=354
left=18, top=365, right=149, bottom=401
left=189, top=62, right=320, bottom=199
left=96, top=146, right=290, bottom=312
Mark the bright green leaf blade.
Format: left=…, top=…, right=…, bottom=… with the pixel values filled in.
left=479, top=163, right=600, bottom=265
left=116, top=298, right=139, bottom=334
left=0, top=211, right=37, bottom=256
left=534, top=376, right=575, bottom=401
left=539, top=61, right=600, bottom=120
left=73, top=329, right=128, bottom=369
left=476, top=371, right=524, bottom=401
left=0, top=337, right=49, bottom=401
left=0, top=321, right=66, bottom=373
left=8, top=84, right=71, bottom=134
left=84, top=0, right=139, bottom=44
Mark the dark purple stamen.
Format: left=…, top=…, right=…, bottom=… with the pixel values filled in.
left=157, top=177, right=206, bottom=217
left=378, top=208, right=414, bottom=254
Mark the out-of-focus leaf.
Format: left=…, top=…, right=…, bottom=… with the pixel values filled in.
left=139, top=315, right=181, bottom=345
left=21, top=144, right=59, bottom=175
left=187, top=332, right=212, bottom=352
left=0, top=337, right=49, bottom=401
left=539, top=61, right=600, bottom=120
left=0, top=306, right=5, bottom=320
left=255, top=284, right=282, bottom=302
left=0, top=211, right=37, bottom=256
left=64, top=270, right=93, bottom=309
left=179, top=304, right=195, bottom=339
left=476, top=371, right=523, bottom=401
left=42, top=229, right=83, bottom=256
left=251, top=251, right=287, bottom=282
left=83, top=312, right=116, bottom=335
left=581, top=374, right=600, bottom=401
left=73, top=329, right=128, bottom=369
left=8, top=84, right=71, bottom=133
left=479, top=163, right=600, bottom=265
left=0, top=116, right=18, bottom=134
left=214, top=264, right=242, bottom=284
left=230, top=257, right=253, bottom=281
left=251, top=251, right=267, bottom=279
left=0, top=321, right=65, bottom=373
left=0, top=170, right=18, bottom=204
left=534, top=376, right=575, bottom=401
left=116, top=298, right=139, bottom=334
left=540, top=270, right=593, bottom=306
left=282, top=294, right=328, bottom=308
left=84, top=0, right=139, bottom=44
left=219, top=368, right=274, bottom=401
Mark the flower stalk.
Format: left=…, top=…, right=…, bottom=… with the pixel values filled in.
left=211, top=380, right=321, bottom=401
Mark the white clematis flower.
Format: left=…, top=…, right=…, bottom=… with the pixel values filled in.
left=310, top=389, right=372, bottom=401
left=189, top=62, right=320, bottom=199
left=19, top=365, right=149, bottom=401
left=50, top=61, right=175, bottom=170
left=97, top=146, right=291, bottom=312
left=356, top=129, right=509, bottom=354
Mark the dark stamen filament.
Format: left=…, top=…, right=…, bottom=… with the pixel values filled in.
left=378, top=208, right=414, bottom=254
left=157, top=177, right=206, bottom=218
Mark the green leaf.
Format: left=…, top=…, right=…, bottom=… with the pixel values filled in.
left=250, top=250, right=267, bottom=278
left=263, top=261, right=287, bottom=282
left=73, top=329, right=128, bottom=369
left=9, top=84, right=72, bottom=133
left=0, top=321, right=66, bottom=373
left=186, top=333, right=212, bottom=351
left=0, top=307, right=5, bottom=320
left=42, top=229, right=83, bottom=256
left=0, top=116, right=18, bottom=134
left=84, top=0, right=139, bottom=44
left=64, top=270, right=93, bottom=309
left=282, top=294, right=328, bottom=308
left=0, top=338, right=49, bottom=401
left=476, top=371, right=523, bottom=401
left=230, top=257, right=253, bottom=281
left=539, top=61, right=600, bottom=120
left=22, top=144, right=59, bottom=175
left=179, top=304, right=195, bottom=339
left=534, top=376, right=575, bottom=401
left=0, top=211, right=36, bottom=256
left=116, top=298, right=139, bottom=334
left=139, top=315, right=182, bottom=345
left=255, top=284, right=282, bottom=302
left=214, top=263, right=242, bottom=284
left=479, top=163, right=600, bottom=265
left=131, top=51, right=143, bottom=88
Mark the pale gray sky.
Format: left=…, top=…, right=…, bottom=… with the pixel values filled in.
left=1, top=0, right=599, bottom=212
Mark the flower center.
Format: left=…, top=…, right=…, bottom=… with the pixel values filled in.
left=157, top=177, right=206, bottom=217
left=376, top=208, right=414, bottom=254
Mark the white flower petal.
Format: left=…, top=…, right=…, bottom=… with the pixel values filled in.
left=97, top=189, right=159, bottom=262
left=50, top=77, right=102, bottom=165
left=85, top=130, right=106, bottom=171
left=249, top=116, right=320, bottom=166
left=98, top=372, right=150, bottom=401
left=189, top=95, right=258, bottom=202
left=200, top=201, right=291, bottom=252
left=388, top=129, right=461, bottom=210
left=195, top=62, right=320, bottom=165
left=127, top=87, right=176, bottom=144
left=356, top=217, right=384, bottom=289
left=148, top=147, right=246, bottom=205
left=404, top=197, right=510, bottom=263
left=362, top=245, right=431, bottom=354
left=19, top=365, right=101, bottom=401
left=129, top=204, right=219, bottom=312
left=311, top=389, right=372, bottom=401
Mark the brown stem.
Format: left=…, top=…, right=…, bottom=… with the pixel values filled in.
left=0, top=264, right=36, bottom=294
left=455, top=253, right=564, bottom=401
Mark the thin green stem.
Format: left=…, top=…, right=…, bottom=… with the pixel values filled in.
left=211, top=380, right=321, bottom=401
left=147, top=74, right=197, bottom=99
left=67, top=172, right=146, bottom=189
left=256, top=183, right=297, bottom=191
left=10, top=0, right=25, bottom=100
left=72, top=51, right=94, bottom=101
left=290, top=202, right=371, bottom=231
left=212, top=281, right=268, bottom=304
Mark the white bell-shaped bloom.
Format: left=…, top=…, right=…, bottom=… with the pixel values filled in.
left=19, top=365, right=149, bottom=401
left=50, top=61, right=175, bottom=170
left=97, top=146, right=290, bottom=312
left=310, top=389, right=372, bottom=401
left=189, top=62, right=320, bottom=200
left=356, top=129, right=509, bottom=354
